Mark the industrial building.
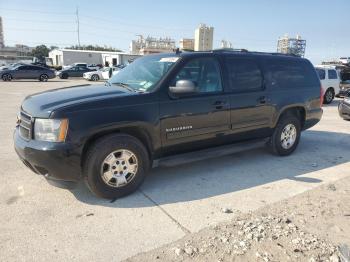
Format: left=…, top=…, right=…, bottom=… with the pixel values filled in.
left=0, top=17, right=4, bottom=48
left=129, top=35, right=176, bottom=55
left=277, top=34, right=306, bottom=57
left=48, top=49, right=140, bottom=67
left=221, top=40, right=233, bottom=49
left=179, top=38, right=195, bottom=51
left=194, top=24, right=214, bottom=51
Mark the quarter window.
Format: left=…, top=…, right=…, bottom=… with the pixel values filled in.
left=225, top=58, right=263, bottom=91
left=328, top=70, right=338, bottom=79
left=173, top=57, right=223, bottom=93
left=264, top=59, right=319, bottom=89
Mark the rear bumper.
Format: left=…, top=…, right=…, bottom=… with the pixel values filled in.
left=303, top=108, right=323, bottom=130
left=14, top=127, right=82, bottom=182
left=338, top=101, right=350, bottom=120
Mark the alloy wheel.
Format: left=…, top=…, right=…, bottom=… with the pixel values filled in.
left=100, top=149, right=138, bottom=188
left=280, top=124, right=297, bottom=149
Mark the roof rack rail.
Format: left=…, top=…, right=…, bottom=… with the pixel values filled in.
left=212, top=48, right=248, bottom=53
left=212, top=49, right=300, bottom=57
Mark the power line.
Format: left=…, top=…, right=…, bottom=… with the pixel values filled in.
left=2, top=17, right=75, bottom=24
left=79, top=13, right=193, bottom=32
left=79, top=22, right=137, bottom=35
left=6, top=27, right=76, bottom=33
left=0, top=8, right=74, bottom=16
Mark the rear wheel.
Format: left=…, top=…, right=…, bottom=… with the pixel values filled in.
left=83, top=134, right=150, bottom=199
left=39, top=74, right=48, bottom=82
left=91, top=74, right=99, bottom=81
left=269, top=115, right=301, bottom=156
left=323, top=88, right=334, bottom=104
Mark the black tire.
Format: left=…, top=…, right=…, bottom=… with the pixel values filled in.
left=2, top=73, right=12, bottom=81
left=83, top=134, right=150, bottom=199
left=268, top=114, right=301, bottom=156
left=39, top=74, right=48, bottom=82
left=91, top=74, right=99, bottom=81
left=323, top=88, right=334, bottom=104
left=61, top=73, right=68, bottom=79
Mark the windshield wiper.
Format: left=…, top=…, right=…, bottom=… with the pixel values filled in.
left=111, top=82, right=137, bottom=92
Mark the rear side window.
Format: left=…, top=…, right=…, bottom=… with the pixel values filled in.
left=225, top=57, right=263, bottom=91
left=328, top=70, right=338, bottom=79
left=316, top=69, right=325, bottom=80
left=264, top=58, right=319, bottom=89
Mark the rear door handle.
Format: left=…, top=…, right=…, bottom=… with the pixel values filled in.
left=258, top=96, right=267, bottom=104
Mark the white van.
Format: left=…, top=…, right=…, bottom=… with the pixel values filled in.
left=315, top=65, right=341, bottom=104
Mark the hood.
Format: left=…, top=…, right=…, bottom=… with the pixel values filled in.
left=21, top=84, right=131, bottom=117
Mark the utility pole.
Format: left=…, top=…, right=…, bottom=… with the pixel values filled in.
left=76, top=7, right=80, bottom=47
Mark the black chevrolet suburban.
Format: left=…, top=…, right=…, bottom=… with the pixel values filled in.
left=14, top=50, right=323, bottom=198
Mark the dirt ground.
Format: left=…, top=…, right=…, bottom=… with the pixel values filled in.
left=127, top=176, right=350, bottom=262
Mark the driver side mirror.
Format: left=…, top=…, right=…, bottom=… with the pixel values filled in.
left=169, top=80, right=197, bottom=97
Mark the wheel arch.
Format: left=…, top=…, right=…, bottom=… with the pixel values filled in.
left=274, top=106, right=306, bottom=130
left=80, top=126, right=154, bottom=169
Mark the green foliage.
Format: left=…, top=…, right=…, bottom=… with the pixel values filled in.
left=66, top=45, right=122, bottom=52
left=31, top=45, right=50, bottom=60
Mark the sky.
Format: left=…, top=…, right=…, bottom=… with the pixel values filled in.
left=0, top=0, right=349, bottom=64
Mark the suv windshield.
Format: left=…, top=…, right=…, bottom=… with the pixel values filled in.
left=108, top=55, right=179, bottom=92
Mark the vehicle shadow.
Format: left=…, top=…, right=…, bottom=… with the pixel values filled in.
left=70, top=130, right=350, bottom=207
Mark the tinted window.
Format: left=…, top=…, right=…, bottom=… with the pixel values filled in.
left=173, top=57, right=222, bottom=93
left=225, top=57, right=262, bottom=91
left=264, top=58, right=319, bottom=89
left=28, top=65, right=41, bottom=70
left=17, top=65, right=32, bottom=70
left=328, top=70, right=338, bottom=79
left=316, top=68, right=325, bottom=80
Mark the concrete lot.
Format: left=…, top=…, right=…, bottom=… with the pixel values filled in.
left=0, top=79, right=349, bottom=261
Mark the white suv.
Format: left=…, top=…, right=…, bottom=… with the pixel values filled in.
left=315, top=65, right=340, bottom=104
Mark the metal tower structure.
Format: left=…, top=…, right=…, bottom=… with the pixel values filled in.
left=0, top=17, right=4, bottom=48
left=277, top=34, right=306, bottom=57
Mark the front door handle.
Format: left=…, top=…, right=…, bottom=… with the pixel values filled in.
left=213, top=101, right=227, bottom=110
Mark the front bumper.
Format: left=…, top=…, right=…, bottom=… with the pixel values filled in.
left=339, top=88, right=350, bottom=97
left=83, top=74, right=91, bottom=80
left=338, top=100, right=350, bottom=120
left=14, top=127, right=82, bottom=182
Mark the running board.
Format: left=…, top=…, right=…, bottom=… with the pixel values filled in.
left=153, top=138, right=269, bottom=168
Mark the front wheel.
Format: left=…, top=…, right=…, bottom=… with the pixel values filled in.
left=2, top=74, right=12, bottom=81
left=268, top=115, right=301, bottom=156
left=83, top=134, right=150, bottom=199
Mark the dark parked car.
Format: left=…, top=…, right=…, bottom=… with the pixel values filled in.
left=14, top=50, right=323, bottom=199
left=56, top=66, right=94, bottom=79
left=1, top=64, right=55, bottom=81
left=339, top=80, right=350, bottom=97
left=338, top=91, right=350, bottom=120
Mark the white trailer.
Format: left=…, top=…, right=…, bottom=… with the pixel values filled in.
left=49, top=49, right=140, bottom=67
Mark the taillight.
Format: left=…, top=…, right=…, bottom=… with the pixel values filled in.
left=320, top=86, right=324, bottom=107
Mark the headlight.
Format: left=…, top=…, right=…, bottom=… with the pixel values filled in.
left=34, top=118, right=69, bottom=142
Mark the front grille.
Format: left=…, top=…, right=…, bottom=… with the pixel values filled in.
left=19, top=111, right=33, bottom=140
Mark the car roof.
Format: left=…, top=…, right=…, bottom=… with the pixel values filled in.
left=149, top=49, right=306, bottom=61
